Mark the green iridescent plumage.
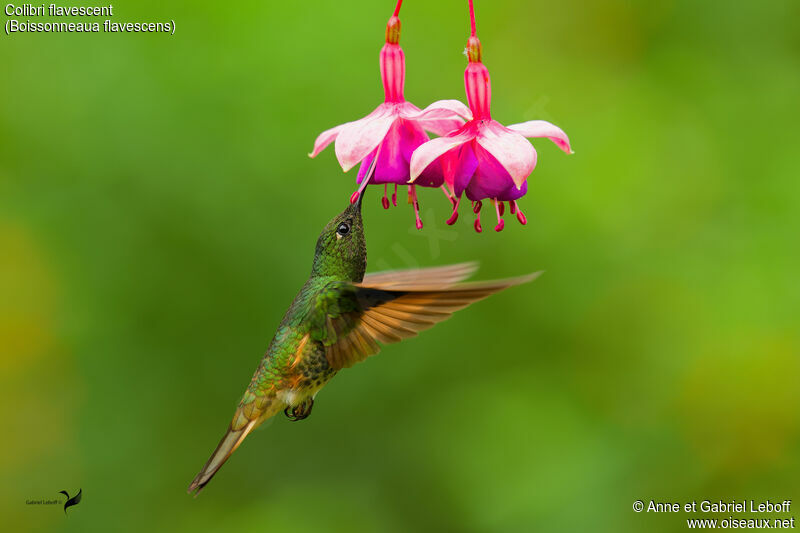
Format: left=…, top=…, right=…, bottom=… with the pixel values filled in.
left=187, top=199, right=538, bottom=495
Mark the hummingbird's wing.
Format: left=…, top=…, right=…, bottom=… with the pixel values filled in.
left=310, top=269, right=541, bottom=370
left=360, top=262, right=478, bottom=290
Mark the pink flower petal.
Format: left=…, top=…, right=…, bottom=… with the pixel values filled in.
left=409, top=128, right=475, bottom=182
left=475, top=121, right=537, bottom=190
left=397, top=101, right=423, bottom=116
left=334, top=104, right=397, bottom=172
left=507, top=120, right=572, bottom=153
left=399, top=100, right=464, bottom=137
left=409, top=99, right=473, bottom=121
left=309, top=123, right=346, bottom=158
left=419, top=117, right=465, bottom=137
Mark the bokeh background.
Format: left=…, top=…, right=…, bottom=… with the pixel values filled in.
left=2, top=0, right=799, bottom=531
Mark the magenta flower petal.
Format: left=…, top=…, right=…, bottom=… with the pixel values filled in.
left=400, top=122, right=447, bottom=187
left=374, top=121, right=407, bottom=183
left=409, top=127, right=476, bottom=182
left=475, top=121, right=537, bottom=189
left=466, top=178, right=528, bottom=202
left=374, top=119, right=418, bottom=183
left=414, top=161, right=445, bottom=188
left=497, top=180, right=528, bottom=202
left=334, top=104, right=396, bottom=172
left=463, top=144, right=526, bottom=201
left=354, top=118, right=438, bottom=186
left=445, top=143, right=479, bottom=197
left=507, top=120, right=573, bottom=154
left=398, top=119, right=432, bottom=164
left=356, top=150, right=376, bottom=185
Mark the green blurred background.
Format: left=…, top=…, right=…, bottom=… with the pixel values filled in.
left=2, top=0, right=799, bottom=531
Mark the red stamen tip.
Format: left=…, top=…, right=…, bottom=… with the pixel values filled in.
left=446, top=211, right=459, bottom=225
left=382, top=196, right=390, bottom=209
left=498, top=201, right=505, bottom=216
left=516, top=211, right=527, bottom=225
left=494, top=219, right=504, bottom=232
left=472, top=200, right=482, bottom=214
left=509, top=201, right=517, bottom=215
left=350, top=191, right=360, bottom=204
left=416, top=219, right=423, bottom=230
left=474, top=219, right=482, bottom=233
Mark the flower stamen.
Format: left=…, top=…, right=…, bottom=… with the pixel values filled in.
left=382, top=184, right=391, bottom=209
left=441, top=185, right=457, bottom=207
left=446, top=196, right=461, bottom=225
left=409, top=184, right=423, bottom=229
left=473, top=200, right=482, bottom=233
left=515, top=204, right=527, bottom=225
left=493, top=198, right=504, bottom=232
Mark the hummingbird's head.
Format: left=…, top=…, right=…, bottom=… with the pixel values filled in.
left=311, top=199, right=366, bottom=281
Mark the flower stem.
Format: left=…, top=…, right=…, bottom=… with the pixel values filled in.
left=468, top=0, right=476, bottom=37
left=393, top=0, right=403, bottom=17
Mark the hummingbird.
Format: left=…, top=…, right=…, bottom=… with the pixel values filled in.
left=187, top=194, right=539, bottom=495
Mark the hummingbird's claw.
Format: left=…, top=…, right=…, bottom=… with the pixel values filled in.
left=284, top=398, right=314, bottom=421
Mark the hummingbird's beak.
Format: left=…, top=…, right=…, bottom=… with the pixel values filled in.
left=355, top=187, right=365, bottom=211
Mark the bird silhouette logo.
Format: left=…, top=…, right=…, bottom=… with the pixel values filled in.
left=58, top=489, right=81, bottom=515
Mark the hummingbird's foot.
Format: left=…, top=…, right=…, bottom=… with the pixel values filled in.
left=284, top=398, right=314, bottom=421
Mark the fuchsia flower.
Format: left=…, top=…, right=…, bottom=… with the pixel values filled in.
left=309, top=1, right=463, bottom=229
left=409, top=1, right=572, bottom=232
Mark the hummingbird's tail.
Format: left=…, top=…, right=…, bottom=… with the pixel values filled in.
left=187, top=417, right=257, bottom=496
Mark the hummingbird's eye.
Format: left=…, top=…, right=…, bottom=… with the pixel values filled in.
left=336, top=222, right=350, bottom=238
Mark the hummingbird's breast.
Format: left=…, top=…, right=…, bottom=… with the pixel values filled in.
left=277, top=333, right=337, bottom=405
left=249, top=278, right=343, bottom=408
